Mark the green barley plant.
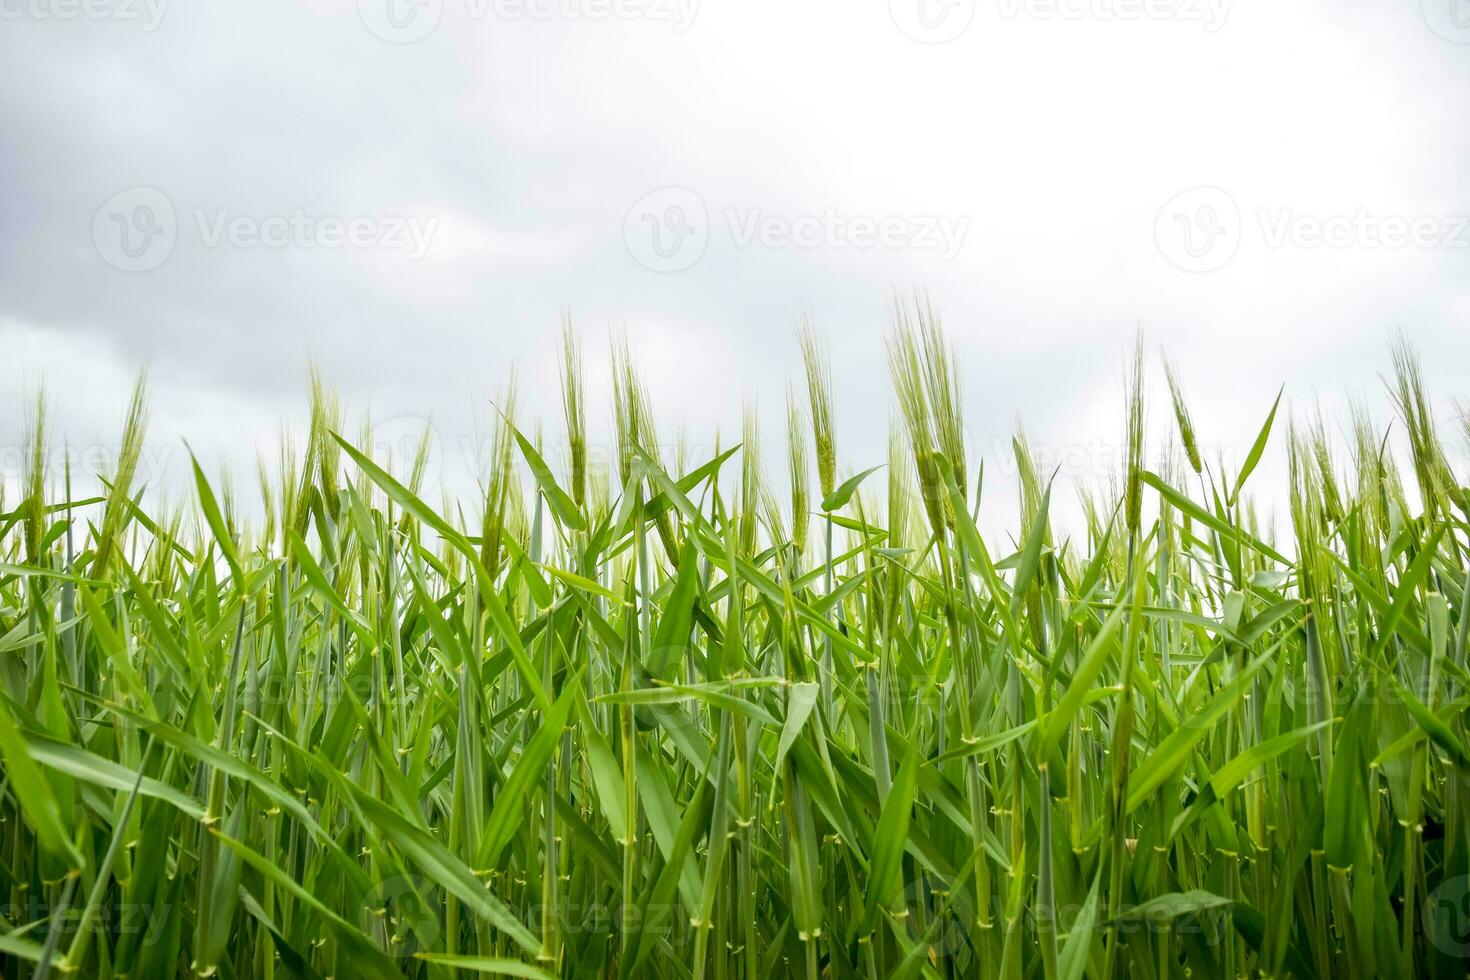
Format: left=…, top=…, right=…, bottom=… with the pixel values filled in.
left=559, top=315, right=587, bottom=512
left=786, top=390, right=809, bottom=560
left=1, top=315, right=1469, bottom=979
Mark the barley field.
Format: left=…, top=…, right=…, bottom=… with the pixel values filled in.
left=1, top=312, right=1468, bottom=979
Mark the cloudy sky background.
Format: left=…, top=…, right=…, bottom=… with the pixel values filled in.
left=1, top=0, right=1468, bottom=539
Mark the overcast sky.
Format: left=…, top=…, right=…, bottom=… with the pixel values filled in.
left=2, top=0, right=1467, bottom=538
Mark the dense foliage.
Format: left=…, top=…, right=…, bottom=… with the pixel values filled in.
left=1, top=316, right=1468, bottom=978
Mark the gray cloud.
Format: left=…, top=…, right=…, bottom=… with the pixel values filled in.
left=1, top=0, right=1467, bottom=533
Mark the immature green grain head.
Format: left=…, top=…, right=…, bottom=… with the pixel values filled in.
left=505, top=450, right=529, bottom=551
left=481, top=374, right=518, bottom=579
left=760, top=486, right=787, bottom=560
left=1012, top=429, right=1044, bottom=533
left=1078, top=483, right=1101, bottom=544
left=1389, top=336, right=1460, bottom=518
left=21, top=389, right=46, bottom=564
left=589, top=450, right=610, bottom=525
left=674, top=424, right=691, bottom=478
left=1288, top=420, right=1329, bottom=597
left=559, top=313, right=587, bottom=510
left=612, top=331, right=637, bottom=486
left=786, top=388, right=809, bottom=556
left=1162, top=355, right=1202, bottom=476
left=410, top=421, right=434, bottom=499
left=441, top=487, right=463, bottom=579
left=256, top=451, right=276, bottom=554
left=612, top=330, right=660, bottom=488
left=287, top=388, right=318, bottom=541
left=93, top=372, right=149, bottom=578
left=1348, top=400, right=1387, bottom=545
left=612, top=332, right=680, bottom=554
left=885, top=422, right=914, bottom=617
left=308, top=367, right=342, bottom=519
left=1156, top=436, right=1181, bottom=529
left=912, top=296, right=966, bottom=501
left=156, top=497, right=183, bottom=584
left=1288, top=418, right=1339, bottom=717
left=798, top=319, right=836, bottom=500
left=1307, top=405, right=1343, bottom=523
left=1123, top=335, right=1146, bottom=536
left=888, top=321, right=944, bottom=538
left=1457, top=401, right=1470, bottom=517
left=886, top=422, right=913, bottom=552
left=273, top=432, right=299, bottom=553
left=739, top=404, right=761, bottom=557
left=889, top=297, right=966, bottom=536
left=218, top=462, right=239, bottom=540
